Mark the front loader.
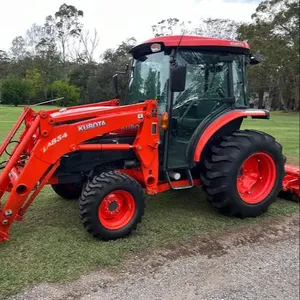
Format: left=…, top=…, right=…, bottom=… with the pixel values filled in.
left=0, top=35, right=299, bottom=243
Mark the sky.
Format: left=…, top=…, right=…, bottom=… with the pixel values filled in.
left=0, top=0, right=261, bottom=57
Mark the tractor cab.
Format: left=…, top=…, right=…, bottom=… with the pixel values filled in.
left=123, top=36, right=252, bottom=171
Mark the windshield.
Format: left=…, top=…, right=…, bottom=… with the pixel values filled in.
left=126, top=51, right=169, bottom=113
left=126, top=49, right=248, bottom=113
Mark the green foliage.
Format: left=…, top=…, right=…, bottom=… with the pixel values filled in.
left=144, top=68, right=158, bottom=100
left=50, top=3, right=84, bottom=63
left=237, top=0, right=299, bottom=110
left=0, top=1, right=298, bottom=110
left=126, top=62, right=144, bottom=103
left=81, top=37, right=136, bottom=103
left=0, top=50, right=10, bottom=79
left=25, top=68, right=43, bottom=98
left=1, top=76, right=33, bottom=106
left=10, top=36, right=30, bottom=61
left=50, top=79, right=80, bottom=106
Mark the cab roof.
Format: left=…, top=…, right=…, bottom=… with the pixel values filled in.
left=129, top=35, right=250, bottom=57
left=135, top=35, right=249, bottom=49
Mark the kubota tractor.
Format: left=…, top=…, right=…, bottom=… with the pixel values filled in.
left=0, top=35, right=299, bottom=243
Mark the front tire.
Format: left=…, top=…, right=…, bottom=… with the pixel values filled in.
left=79, top=171, right=145, bottom=240
left=201, top=129, right=285, bottom=218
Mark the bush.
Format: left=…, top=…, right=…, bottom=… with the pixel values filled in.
left=50, top=80, right=81, bottom=106
left=1, top=76, right=33, bottom=106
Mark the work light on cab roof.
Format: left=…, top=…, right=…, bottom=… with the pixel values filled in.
left=150, top=43, right=161, bottom=52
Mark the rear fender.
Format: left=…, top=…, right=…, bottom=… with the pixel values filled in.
left=192, top=109, right=270, bottom=163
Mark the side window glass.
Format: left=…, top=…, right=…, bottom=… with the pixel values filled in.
left=233, top=55, right=246, bottom=106
left=126, top=52, right=170, bottom=115
left=172, top=50, right=230, bottom=120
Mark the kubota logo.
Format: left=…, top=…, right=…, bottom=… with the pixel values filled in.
left=78, top=121, right=106, bottom=131
left=230, top=41, right=245, bottom=47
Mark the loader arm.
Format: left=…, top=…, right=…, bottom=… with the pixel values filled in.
left=0, top=100, right=160, bottom=242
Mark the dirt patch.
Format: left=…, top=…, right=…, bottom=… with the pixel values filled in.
left=118, top=213, right=299, bottom=275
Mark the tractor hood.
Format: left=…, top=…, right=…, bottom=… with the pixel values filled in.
left=50, top=105, right=117, bottom=118
left=49, top=105, right=140, bottom=136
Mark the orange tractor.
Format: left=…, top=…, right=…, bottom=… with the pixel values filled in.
left=0, top=35, right=299, bottom=243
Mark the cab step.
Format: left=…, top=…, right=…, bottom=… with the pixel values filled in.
left=165, top=169, right=194, bottom=190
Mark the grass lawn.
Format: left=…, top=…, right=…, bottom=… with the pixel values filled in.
left=0, top=105, right=299, bottom=298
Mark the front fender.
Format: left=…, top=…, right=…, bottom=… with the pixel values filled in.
left=193, top=109, right=269, bottom=162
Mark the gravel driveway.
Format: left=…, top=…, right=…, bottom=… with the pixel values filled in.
left=8, top=214, right=299, bottom=300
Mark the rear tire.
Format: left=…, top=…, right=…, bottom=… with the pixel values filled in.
left=79, top=171, right=145, bottom=240
left=52, top=183, right=82, bottom=200
left=201, top=129, right=285, bottom=218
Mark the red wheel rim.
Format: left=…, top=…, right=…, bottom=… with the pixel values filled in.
left=98, top=190, right=135, bottom=230
left=237, top=152, right=277, bottom=204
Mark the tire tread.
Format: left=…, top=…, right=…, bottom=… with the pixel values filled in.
left=200, top=129, right=285, bottom=218
left=79, top=171, right=145, bottom=240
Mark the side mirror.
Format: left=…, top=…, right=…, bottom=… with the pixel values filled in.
left=170, top=65, right=187, bottom=92
left=113, top=73, right=120, bottom=98
left=249, top=56, right=260, bottom=65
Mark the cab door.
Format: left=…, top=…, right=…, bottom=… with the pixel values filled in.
left=165, top=51, right=232, bottom=170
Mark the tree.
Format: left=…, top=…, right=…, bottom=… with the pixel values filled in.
left=52, top=3, right=84, bottom=63
left=152, top=18, right=188, bottom=36
left=151, top=17, right=239, bottom=39
left=1, top=76, right=33, bottom=106
left=127, top=62, right=144, bottom=103
left=25, top=23, right=44, bottom=57
left=10, top=36, right=30, bottom=61
left=238, top=0, right=299, bottom=110
left=192, top=18, right=241, bottom=40
left=0, top=50, right=10, bottom=79
left=91, top=37, right=137, bottom=102
left=76, top=28, right=100, bottom=63
left=144, top=68, right=158, bottom=100
left=252, top=0, right=299, bottom=47
left=156, top=71, right=161, bottom=101
left=25, top=68, right=43, bottom=102
left=32, top=21, right=63, bottom=101
left=69, top=62, right=98, bottom=103
left=50, top=79, right=80, bottom=106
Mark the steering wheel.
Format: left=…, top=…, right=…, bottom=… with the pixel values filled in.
left=176, top=96, right=199, bottom=125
